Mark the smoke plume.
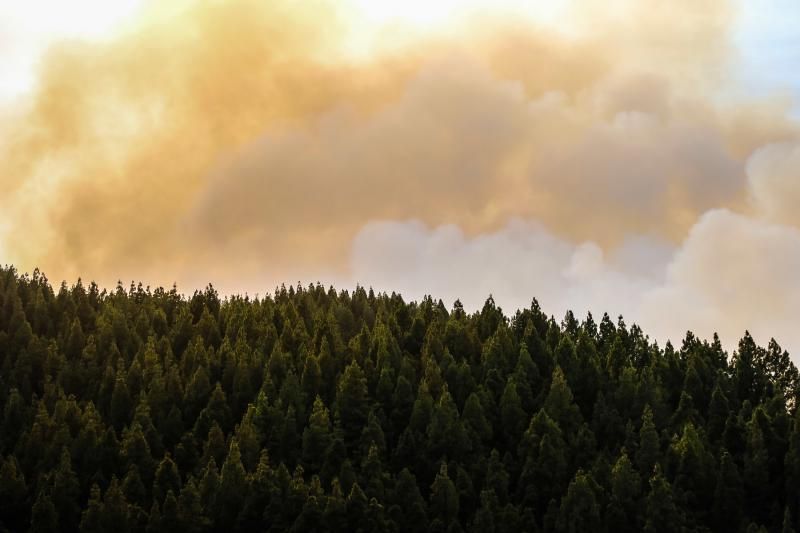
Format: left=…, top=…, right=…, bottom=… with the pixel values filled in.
left=1, top=0, right=799, bottom=355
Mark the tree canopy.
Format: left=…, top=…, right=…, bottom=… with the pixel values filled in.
left=0, top=265, right=798, bottom=531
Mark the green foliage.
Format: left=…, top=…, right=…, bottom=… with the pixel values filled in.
left=430, top=463, right=459, bottom=527
left=31, top=489, right=59, bottom=533
left=557, top=470, right=601, bottom=532
left=607, top=450, right=641, bottom=532
left=0, top=267, right=797, bottom=531
left=644, top=467, right=683, bottom=533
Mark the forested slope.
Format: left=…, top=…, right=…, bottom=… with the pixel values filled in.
left=0, top=266, right=799, bottom=532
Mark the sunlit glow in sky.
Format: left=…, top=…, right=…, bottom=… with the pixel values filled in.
left=0, top=0, right=797, bottom=105
left=348, top=0, right=568, bottom=29
left=0, top=0, right=143, bottom=101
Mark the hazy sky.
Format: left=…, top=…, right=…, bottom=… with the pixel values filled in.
left=1, top=0, right=800, bottom=358
left=1, top=0, right=798, bottom=106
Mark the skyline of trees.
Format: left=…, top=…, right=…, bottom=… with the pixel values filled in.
left=0, top=265, right=799, bottom=532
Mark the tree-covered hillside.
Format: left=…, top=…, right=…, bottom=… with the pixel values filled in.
left=1, top=266, right=799, bottom=532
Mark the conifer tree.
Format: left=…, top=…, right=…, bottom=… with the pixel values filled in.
left=153, top=454, right=181, bottom=504
left=303, top=396, right=332, bottom=472
left=499, top=379, right=527, bottom=447
left=392, top=468, right=428, bottom=532
left=336, top=362, right=369, bottom=451
left=217, top=438, right=247, bottom=526
left=713, top=449, right=744, bottom=530
left=606, top=451, right=641, bottom=532
left=644, top=466, right=682, bottom=533
left=430, top=463, right=460, bottom=529
left=637, top=405, right=660, bottom=477
left=557, top=470, right=601, bottom=533
left=50, top=447, right=81, bottom=530
left=544, top=367, right=583, bottom=439
left=177, top=478, right=211, bottom=533
left=31, top=490, right=59, bottom=533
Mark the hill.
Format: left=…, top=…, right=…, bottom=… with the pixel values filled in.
left=0, top=266, right=798, bottom=532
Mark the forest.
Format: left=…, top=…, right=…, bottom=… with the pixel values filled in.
left=0, top=265, right=799, bottom=532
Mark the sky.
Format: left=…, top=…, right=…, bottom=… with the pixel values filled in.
left=1, top=0, right=800, bottom=358
left=735, top=0, right=800, bottom=114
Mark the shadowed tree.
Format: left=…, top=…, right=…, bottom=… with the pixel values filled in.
left=557, top=470, right=601, bottom=533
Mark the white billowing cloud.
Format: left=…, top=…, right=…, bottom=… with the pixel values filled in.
left=747, top=141, right=800, bottom=225
left=350, top=218, right=660, bottom=328
left=350, top=211, right=800, bottom=358
left=641, top=209, right=800, bottom=352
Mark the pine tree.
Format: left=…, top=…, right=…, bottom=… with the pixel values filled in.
left=462, top=392, right=492, bottom=450
left=51, top=447, right=81, bottom=530
left=217, top=439, right=247, bottom=526
left=544, top=367, right=583, bottom=439
left=555, top=335, right=579, bottom=389
left=31, top=490, right=59, bottom=533
left=392, top=468, right=428, bottom=532
left=79, top=484, right=103, bottom=533
left=239, top=451, right=272, bottom=530
left=146, top=502, right=162, bottom=533
left=360, top=409, right=387, bottom=458
left=745, top=412, right=771, bottom=524
left=153, top=454, right=182, bottom=504
left=471, top=490, right=498, bottom=533
left=336, top=361, right=369, bottom=451
left=573, top=330, right=601, bottom=417
left=346, top=482, right=369, bottom=531
left=82, top=477, right=131, bottom=533
left=707, top=382, right=730, bottom=444
left=303, top=396, right=332, bottom=473
left=193, top=383, right=232, bottom=438
left=301, top=355, right=322, bottom=402
left=293, top=475, right=325, bottom=532
left=234, top=405, right=260, bottom=472
left=644, top=467, right=682, bottom=533
left=713, top=449, right=744, bottom=530
left=557, top=470, right=601, bottom=533
left=323, top=478, right=348, bottom=532
left=430, top=463, right=460, bottom=528
left=121, top=421, right=155, bottom=486
left=485, top=449, right=510, bottom=503
left=518, top=409, right=568, bottom=513
left=177, top=478, right=211, bottom=532
left=786, top=410, right=800, bottom=525
left=783, top=506, right=796, bottom=533
left=637, top=405, right=660, bottom=477
left=500, top=379, right=527, bottom=447
left=671, top=422, right=716, bottom=517
left=201, top=421, right=227, bottom=468
left=428, top=387, right=466, bottom=460
left=110, top=372, right=132, bottom=431
left=198, top=458, right=220, bottom=516
left=65, top=318, right=86, bottom=360
left=606, top=451, right=641, bottom=532
left=362, top=444, right=385, bottom=501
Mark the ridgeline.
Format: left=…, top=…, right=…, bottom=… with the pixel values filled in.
left=0, top=266, right=798, bottom=532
